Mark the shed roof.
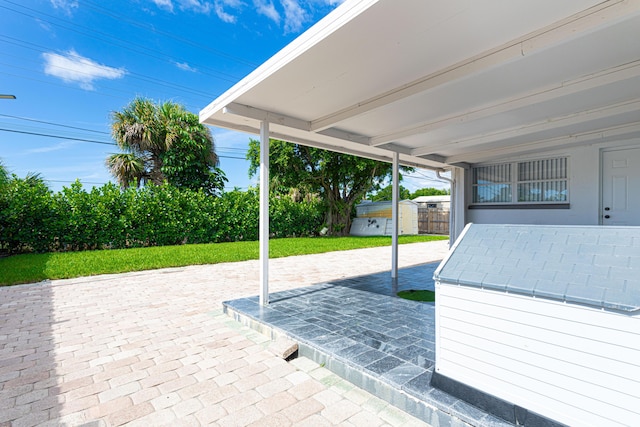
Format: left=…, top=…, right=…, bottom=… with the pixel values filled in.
left=434, top=224, right=640, bottom=313
left=412, top=196, right=450, bottom=204
left=200, top=0, right=640, bottom=170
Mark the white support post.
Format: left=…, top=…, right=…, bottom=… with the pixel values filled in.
left=391, top=151, right=399, bottom=282
left=451, top=167, right=466, bottom=245
left=259, top=120, right=270, bottom=306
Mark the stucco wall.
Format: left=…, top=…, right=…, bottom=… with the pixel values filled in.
left=465, top=138, right=640, bottom=226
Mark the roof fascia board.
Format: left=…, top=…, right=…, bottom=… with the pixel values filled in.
left=446, top=122, right=640, bottom=164
left=204, top=118, right=446, bottom=169
left=266, top=131, right=447, bottom=169
left=265, top=133, right=448, bottom=169
left=381, top=60, right=640, bottom=151
left=200, top=0, right=379, bottom=122
left=265, top=130, right=439, bottom=168
left=310, top=0, right=640, bottom=133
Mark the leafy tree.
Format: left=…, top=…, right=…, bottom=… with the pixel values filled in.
left=369, top=184, right=411, bottom=201
left=248, top=139, right=408, bottom=236
left=410, top=187, right=450, bottom=198
left=107, top=98, right=226, bottom=194
left=159, top=110, right=227, bottom=195
left=0, top=159, right=8, bottom=187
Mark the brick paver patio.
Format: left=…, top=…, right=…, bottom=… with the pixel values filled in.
left=0, top=240, right=449, bottom=426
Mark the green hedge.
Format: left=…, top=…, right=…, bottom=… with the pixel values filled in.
left=0, top=179, right=324, bottom=255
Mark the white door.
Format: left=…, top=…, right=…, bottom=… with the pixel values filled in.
left=601, top=147, right=640, bottom=225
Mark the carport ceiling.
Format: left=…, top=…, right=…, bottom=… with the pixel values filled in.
left=200, top=0, right=640, bottom=169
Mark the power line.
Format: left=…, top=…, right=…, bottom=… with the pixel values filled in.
left=0, top=127, right=248, bottom=160
left=0, top=128, right=115, bottom=145
left=0, top=113, right=109, bottom=134
left=80, top=0, right=259, bottom=68
left=0, top=114, right=249, bottom=152
left=404, top=170, right=450, bottom=184
left=0, top=115, right=249, bottom=154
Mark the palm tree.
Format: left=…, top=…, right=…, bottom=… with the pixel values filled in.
left=108, top=98, right=167, bottom=188
left=107, top=98, right=222, bottom=191
left=105, top=153, right=146, bottom=188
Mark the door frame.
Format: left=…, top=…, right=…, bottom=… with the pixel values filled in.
left=600, top=145, right=640, bottom=226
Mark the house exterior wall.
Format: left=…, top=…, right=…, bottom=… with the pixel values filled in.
left=435, top=283, right=640, bottom=427
left=465, top=138, right=640, bottom=226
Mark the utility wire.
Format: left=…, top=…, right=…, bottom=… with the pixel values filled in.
left=0, top=128, right=116, bottom=145
left=0, top=128, right=248, bottom=160
left=80, top=0, right=259, bottom=68
left=0, top=115, right=249, bottom=155
left=0, top=113, right=109, bottom=134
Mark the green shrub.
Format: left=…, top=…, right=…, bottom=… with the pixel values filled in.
left=0, top=178, right=325, bottom=254
left=0, top=175, right=59, bottom=254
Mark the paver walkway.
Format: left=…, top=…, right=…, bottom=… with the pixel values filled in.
left=0, top=240, right=449, bottom=426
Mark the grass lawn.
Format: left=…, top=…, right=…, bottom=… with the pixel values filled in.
left=397, top=289, right=436, bottom=302
left=0, top=235, right=448, bottom=286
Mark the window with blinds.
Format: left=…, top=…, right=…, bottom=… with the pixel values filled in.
left=472, top=157, right=568, bottom=204
left=472, top=164, right=512, bottom=203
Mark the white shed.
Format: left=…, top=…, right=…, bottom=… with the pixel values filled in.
left=433, top=224, right=640, bottom=427
left=350, top=200, right=418, bottom=236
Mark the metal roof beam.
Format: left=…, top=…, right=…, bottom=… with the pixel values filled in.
left=446, top=122, right=640, bottom=164
left=223, top=103, right=311, bottom=131
left=371, top=61, right=640, bottom=152
left=309, top=0, right=640, bottom=133
left=426, top=99, right=640, bottom=156
left=316, top=128, right=371, bottom=145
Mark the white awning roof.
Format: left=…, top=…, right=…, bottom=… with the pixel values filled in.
left=200, top=0, right=640, bottom=170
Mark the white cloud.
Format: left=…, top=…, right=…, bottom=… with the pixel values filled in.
left=36, top=19, right=53, bottom=33
left=324, top=0, right=345, bottom=5
left=26, top=141, right=76, bottom=154
left=281, top=0, right=307, bottom=33
left=214, top=0, right=245, bottom=22
left=254, top=0, right=280, bottom=24
left=175, top=61, right=198, bottom=72
left=215, top=2, right=236, bottom=22
left=49, top=0, right=78, bottom=15
left=152, top=0, right=174, bottom=12
left=42, top=50, right=126, bottom=91
left=180, top=0, right=213, bottom=14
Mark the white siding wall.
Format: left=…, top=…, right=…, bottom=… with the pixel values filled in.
left=435, top=283, right=640, bottom=427
left=466, top=138, right=640, bottom=225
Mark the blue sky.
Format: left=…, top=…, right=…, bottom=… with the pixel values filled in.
left=0, top=0, right=448, bottom=193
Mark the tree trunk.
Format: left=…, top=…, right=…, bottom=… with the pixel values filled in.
left=325, top=195, right=353, bottom=236
left=149, top=153, right=165, bottom=185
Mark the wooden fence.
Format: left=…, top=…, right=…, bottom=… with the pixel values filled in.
left=418, top=208, right=449, bottom=235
